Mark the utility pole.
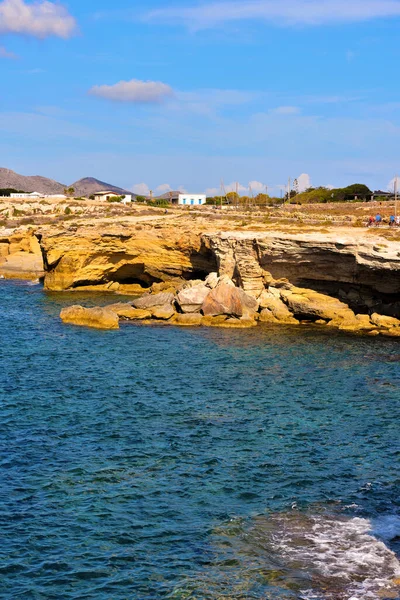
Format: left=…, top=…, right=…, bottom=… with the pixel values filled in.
left=236, top=181, right=239, bottom=211
left=395, top=175, right=398, bottom=219
left=287, top=177, right=291, bottom=204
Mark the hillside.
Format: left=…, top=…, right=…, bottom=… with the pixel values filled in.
left=0, top=168, right=133, bottom=198
left=71, top=177, right=133, bottom=197
left=0, top=168, right=66, bottom=195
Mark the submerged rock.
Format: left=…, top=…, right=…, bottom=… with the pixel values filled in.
left=60, top=306, right=119, bottom=330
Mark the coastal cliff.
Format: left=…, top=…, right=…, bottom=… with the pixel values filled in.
left=2, top=217, right=400, bottom=320
left=203, top=231, right=400, bottom=317
left=0, top=229, right=44, bottom=280
left=38, top=223, right=216, bottom=292
left=37, top=224, right=400, bottom=318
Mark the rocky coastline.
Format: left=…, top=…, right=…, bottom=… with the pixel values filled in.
left=1, top=216, right=400, bottom=338
left=60, top=272, right=400, bottom=337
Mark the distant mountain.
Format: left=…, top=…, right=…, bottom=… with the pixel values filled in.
left=155, top=190, right=183, bottom=200
left=0, top=167, right=66, bottom=195
left=0, top=168, right=134, bottom=198
left=71, top=177, right=133, bottom=198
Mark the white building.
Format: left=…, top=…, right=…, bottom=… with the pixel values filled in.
left=178, top=194, right=206, bottom=206
left=93, top=190, right=132, bottom=203
left=10, top=192, right=43, bottom=199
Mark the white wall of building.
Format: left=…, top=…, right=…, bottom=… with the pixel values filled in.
left=93, top=192, right=132, bottom=203
left=178, top=194, right=206, bottom=206
left=10, top=192, right=43, bottom=198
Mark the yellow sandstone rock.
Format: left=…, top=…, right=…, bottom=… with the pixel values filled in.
left=172, top=313, right=203, bottom=327
left=60, top=306, right=119, bottom=330
left=106, top=304, right=152, bottom=320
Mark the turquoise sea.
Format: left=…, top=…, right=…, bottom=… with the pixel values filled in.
left=1, top=280, right=400, bottom=600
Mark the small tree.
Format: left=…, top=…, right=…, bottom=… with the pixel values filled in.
left=64, top=187, right=75, bottom=198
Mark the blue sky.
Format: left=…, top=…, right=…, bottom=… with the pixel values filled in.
left=1, top=0, right=400, bottom=195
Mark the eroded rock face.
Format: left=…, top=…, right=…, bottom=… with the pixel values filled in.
left=0, top=229, right=44, bottom=280
left=40, top=224, right=216, bottom=291
left=204, top=231, right=400, bottom=316
left=60, top=306, right=119, bottom=330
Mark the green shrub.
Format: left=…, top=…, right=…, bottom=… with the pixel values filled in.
left=107, top=195, right=124, bottom=203
left=64, top=207, right=72, bottom=215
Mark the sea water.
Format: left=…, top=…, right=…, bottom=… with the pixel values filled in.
left=0, top=280, right=399, bottom=599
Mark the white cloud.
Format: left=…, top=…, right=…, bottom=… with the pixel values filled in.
left=0, top=45, right=16, bottom=58
left=271, top=106, right=301, bottom=115
left=132, top=183, right=150, bottom=196
left=0, top=0, right=76, bottom=38
left=156, top=183, right=172, bottom=193
left=89, top=79, right=174, bottom=104
left=294, top=173, right=311, bottom=192
left=146, top=0, right=400, bottom=29
left=249, top=180, right=267, bottom=193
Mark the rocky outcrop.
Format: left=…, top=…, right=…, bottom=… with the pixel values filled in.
left=59, top=271, right=400, bottom=337
left=60, top=306, right=119, bottom=329
left=0, top=228, right=44, bottom=280
left=39, top=223, right=216, bottom=291
left=204, top=231, right=400, bottom=317
left=132, top=292, right=175, bottom=310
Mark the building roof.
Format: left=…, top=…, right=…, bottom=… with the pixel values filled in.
left=94, top=190, right=120, bottom=196
left=154, top=190, right=183, bottom=200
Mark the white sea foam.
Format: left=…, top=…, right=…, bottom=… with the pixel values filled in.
left=268, top=512, right=400, bottom=600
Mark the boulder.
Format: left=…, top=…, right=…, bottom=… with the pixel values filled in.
left=337, top=314, right=377, bottom=332
left=218, top=274, right=235, bottom=287
left=176, top=284, right=210, bottom=313
left=259, top=308, right=279, bottom=324
left=382, top=328, right=400, bottom=337
left=173, top=313, right=203, bottom=327
left=151, top=304, right=176, bottom=320
left=258, top=290, right=297, bottom=323
left=370, top=313, right=400, bottom=329
left=132, top=292, right=175, bottom=310
left=237, top=288, right=259, bottom=317
left=201, top=283, right=244, bottom=317
left=205, top=272, right=219, bottom=289
left=280, top=288, right=356, bottom=323
left=220, top=317, right=258, bottom=328
left=106, top=303, right=152, bottom=320
left=60, top=306, right=119, bottom=330
left=202, top=315, right=229, bottom=327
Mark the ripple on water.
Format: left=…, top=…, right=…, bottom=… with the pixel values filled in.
left=0, top=280, right=399, bottom=599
